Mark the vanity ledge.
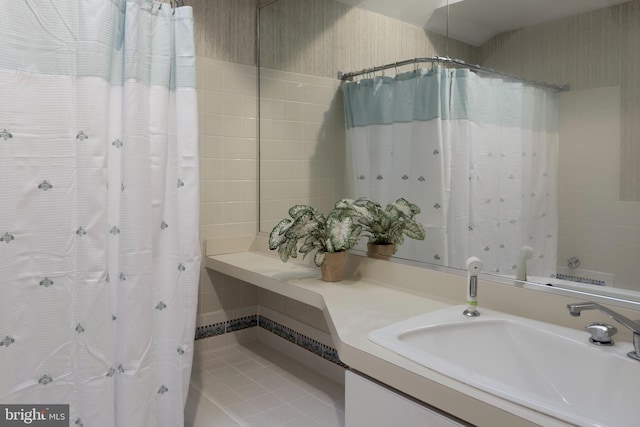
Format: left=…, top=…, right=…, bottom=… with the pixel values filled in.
left=204, top=238, right=575, bottom=427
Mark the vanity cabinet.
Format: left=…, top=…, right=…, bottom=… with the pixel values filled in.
left=345, top=371, right=468, bottom=427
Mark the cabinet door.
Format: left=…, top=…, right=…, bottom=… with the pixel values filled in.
left=345, top=371, right=468, bottom=427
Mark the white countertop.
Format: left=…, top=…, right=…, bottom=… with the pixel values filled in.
left=205, top=249, right=574, bottom=427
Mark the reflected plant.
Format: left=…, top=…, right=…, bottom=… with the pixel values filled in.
left=336, top=197, right=425, bottom=251
left=268, top=203, right=362, bottom=267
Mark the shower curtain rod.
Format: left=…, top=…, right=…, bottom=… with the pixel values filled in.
left=338, top=56, right=569, bottom=92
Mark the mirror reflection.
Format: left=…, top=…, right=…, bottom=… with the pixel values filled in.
left=258, top=0, right=640, bottom=301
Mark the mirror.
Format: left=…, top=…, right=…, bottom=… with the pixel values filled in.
left=258, top=0, right=640, bottom=303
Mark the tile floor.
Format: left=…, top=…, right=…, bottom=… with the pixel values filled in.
left=186, top=341, right=345, bottom=427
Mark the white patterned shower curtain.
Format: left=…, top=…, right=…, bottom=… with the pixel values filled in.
left=0, top=1, right=200, bottom=426
left=342, top=66, right=558, bottom=277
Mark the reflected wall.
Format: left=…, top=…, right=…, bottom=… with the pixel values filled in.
left=258, top=0, right=475, bottom=232
left=259, top=0, right=640, bottom=295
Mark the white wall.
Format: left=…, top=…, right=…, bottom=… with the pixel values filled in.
left=259, top=68, right=346, bottom=231
left=558, top=86, right=640, bottom=291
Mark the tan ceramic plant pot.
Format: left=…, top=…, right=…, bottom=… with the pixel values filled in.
left=321, top=251, right=346, bottom=282
left=367, top=242, right=396, bottom=259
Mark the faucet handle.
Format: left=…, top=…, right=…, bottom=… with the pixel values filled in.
left=586, top=322, right=617, bottom=345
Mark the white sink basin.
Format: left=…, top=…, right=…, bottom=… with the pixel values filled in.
left=369, top=305, right=638, bottom=427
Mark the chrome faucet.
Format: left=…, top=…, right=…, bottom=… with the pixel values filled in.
left=567, top=302, right=640, bottom=361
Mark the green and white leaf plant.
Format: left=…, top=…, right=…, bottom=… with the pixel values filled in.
left=268, top=203, right=363, bottom=268
left=336, top=197, right=426, bottom=254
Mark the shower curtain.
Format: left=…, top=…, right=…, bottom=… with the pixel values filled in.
left=0, top=1, right=200, bottom=426
left=342, top=66, right=558, bottom=277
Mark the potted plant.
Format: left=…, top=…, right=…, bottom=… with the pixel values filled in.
left=336, top=197, right=425, bottom=258
left=268, top=204, right=362, bottom=282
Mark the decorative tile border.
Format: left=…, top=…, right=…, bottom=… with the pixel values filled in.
left=195, top=315, right=257, bottom=340
left=228, top=315, right=258, bottom=332
left=258, top=316, right=296, bottom=343
left=257, top=316, right=348, bottom=368
left=194, top=314, right=348, bottom=368
left=555, top=273, right=606, bottom=287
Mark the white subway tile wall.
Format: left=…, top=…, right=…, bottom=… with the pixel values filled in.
left=198, top=57, right=258, bottom=247
left=259, top=69, right=347, bottom=232
left=194, top=56, right=349, bottom=325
